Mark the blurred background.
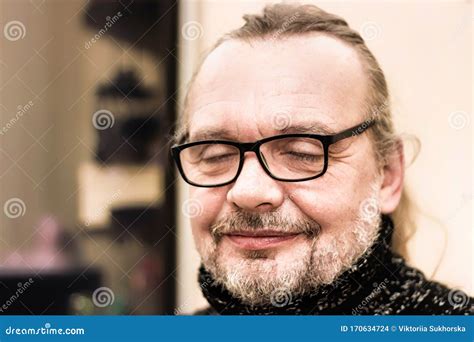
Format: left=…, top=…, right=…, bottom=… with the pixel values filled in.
left=0, top=0, right=472, bottom=315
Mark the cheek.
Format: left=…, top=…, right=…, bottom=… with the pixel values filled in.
left=284, top=167, right=376, bottom=228
left=189, top=187, right=228, bottom=239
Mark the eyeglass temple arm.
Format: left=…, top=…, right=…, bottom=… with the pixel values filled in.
left=330, top=119, right=375, bottom=144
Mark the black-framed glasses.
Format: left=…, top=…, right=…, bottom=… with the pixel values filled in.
left=171, top=120, right=375, bottom=187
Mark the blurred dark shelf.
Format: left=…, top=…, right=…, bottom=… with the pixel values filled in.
left=0, top=267, right=101, bottom=315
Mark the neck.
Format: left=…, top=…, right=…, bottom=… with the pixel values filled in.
left=198, top=214, right=397, bottom=315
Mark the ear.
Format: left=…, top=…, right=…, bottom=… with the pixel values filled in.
left=380, top=139, right=404, bottom=214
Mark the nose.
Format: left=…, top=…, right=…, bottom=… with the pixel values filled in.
left=226, top=153, right=285, bottom=212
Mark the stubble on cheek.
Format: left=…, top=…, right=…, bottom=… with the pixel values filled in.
left=192, top=180, right=383, bottom=306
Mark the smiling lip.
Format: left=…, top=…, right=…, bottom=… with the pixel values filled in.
left=225, top=230, right=301, bottom=250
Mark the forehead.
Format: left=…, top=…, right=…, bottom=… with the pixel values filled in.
left=186, top=33, right=368, bottom=142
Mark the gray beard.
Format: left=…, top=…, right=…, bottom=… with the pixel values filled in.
left=200, top=186, right=382, bottom=307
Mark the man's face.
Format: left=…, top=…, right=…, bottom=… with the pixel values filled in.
left=185, top=34, right=384, bottom=306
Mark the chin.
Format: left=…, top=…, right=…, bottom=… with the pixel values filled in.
left=202, top=236, right=316, bottom=306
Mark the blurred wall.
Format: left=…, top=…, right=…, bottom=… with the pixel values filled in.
left=0, top=0, right=168, bottom=311
left=176, top=0, right=473, bottom=313
left=0, top=1, right=92, bottom=249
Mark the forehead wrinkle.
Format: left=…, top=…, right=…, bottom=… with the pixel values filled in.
left=188, top=119, right=337, bottom=143
left=191, top=100, right=241, bottom=118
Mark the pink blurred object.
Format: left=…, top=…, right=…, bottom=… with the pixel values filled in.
left=1, top=215, right=73, bottom=271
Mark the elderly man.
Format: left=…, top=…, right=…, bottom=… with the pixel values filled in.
left=171, top=3, right=472, bottom=315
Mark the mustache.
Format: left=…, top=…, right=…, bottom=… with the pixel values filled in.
left=210, top=210, right=321, bottom=242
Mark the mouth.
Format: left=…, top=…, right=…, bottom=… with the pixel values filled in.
left=224, top=230, right=302, bottom=250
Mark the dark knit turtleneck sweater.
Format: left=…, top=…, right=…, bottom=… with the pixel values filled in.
left=195, top=215, right=473, bottom=315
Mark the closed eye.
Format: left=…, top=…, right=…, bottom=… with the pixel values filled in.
left=202, top=153, right=238, bottom=163
left=286, top=151, right=322, bottom=162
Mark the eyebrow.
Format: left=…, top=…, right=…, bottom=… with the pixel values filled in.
left=278, top=122, right=336, bottom=135
left=189, top=129, right=235, bottom=142
left=188, top=121, right=337, bottom=142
